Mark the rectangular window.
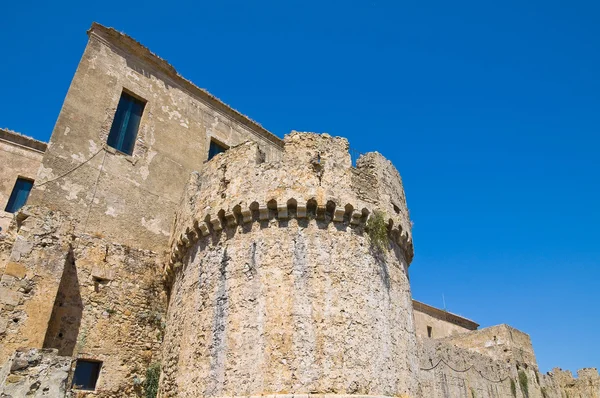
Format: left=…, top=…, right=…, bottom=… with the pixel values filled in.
left=208, top=139, right=228, bottom=161
left=72, top=360, right=102, bottom=391
left=427, top=326, right=433, bottom=338
left=4, top=178, right=33, bottom=213
left=107, top=91, right=145, bottom=155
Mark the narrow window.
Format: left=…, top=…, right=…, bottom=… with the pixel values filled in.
left=208, top=139, right=228, bottom=161
left=4, top=178, right=34, bottom=213
left=427, top=326, right=433, bottom=338
left=107, top=91, right=145, bottom=155
left=72, top=360, right=102, bottom=391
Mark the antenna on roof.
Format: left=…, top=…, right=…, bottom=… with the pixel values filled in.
left=442, top=293, right=447, bottom=312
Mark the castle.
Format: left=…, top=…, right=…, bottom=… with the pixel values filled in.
left=0, top=23, right=597, bottom=398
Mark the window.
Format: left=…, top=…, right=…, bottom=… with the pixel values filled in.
left=72, top=360, right=102, bottom=391
left=208, top=139, right=228, bottom=161
left=5, top=178, right=33, bottom=213
left=427, top=326, right=433, bottom=338
left=107, top=91, right=145, bottom=155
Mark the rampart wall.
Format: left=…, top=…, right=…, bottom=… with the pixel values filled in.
left=442, top=324, right=537, bottom=368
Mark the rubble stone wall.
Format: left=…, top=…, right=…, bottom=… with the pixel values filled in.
left=0, top=206, right=167, bottom=397
left=442, top=324, right=537, bottom=368
left=0, top=348, right=71, bottom=397
left=159, top=133, right=418, bottom=398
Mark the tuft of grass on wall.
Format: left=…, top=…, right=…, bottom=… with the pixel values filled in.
left=518, top=370, right=529, bottom=398
left=510, top=378, right=517, bottom=398
left=144, top=362, right=161, bottom=398
left=366, top=210, right=389, bottom=251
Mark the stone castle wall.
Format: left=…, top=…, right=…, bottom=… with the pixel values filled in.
left=28, top=23, right=282, bottom=252
left=442, top=324, right=537, bottom=369
left=159, top=133, right=417, bottom=397
left=418, top=338, right=600, bottom=398
left=0, top=206, right=167, bottom=396
left=0, top=22, right=597, bottom=398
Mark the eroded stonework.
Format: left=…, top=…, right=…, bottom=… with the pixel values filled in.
left=161, top=134, right=417, bottom=397
left=0, top=22, right=597, bottom=398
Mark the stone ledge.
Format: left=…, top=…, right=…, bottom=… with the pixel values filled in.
left=164, top=197, right=414, bottom=286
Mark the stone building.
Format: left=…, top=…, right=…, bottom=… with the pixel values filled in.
left=0, top=23, right=597, bottom=398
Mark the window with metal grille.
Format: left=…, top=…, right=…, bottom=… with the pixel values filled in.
left=4, top=177, right=33, bottom=213
left=107, top=91, right=145, bottom=155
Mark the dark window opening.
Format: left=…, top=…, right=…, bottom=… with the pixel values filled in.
left=107, top=91, right=145, bottom=155
left=5, top=178, right=34, bottom=213
left=427, top=326, right=433, bottom=338
left=208, top=139, right=228, bottom=161
left=72, top=360, right=102, bottom=391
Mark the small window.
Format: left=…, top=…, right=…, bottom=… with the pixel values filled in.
left=208, top=139, right=228, bottom=161
left=107, top=91, right=145, bottom=155
left=5, top=178, right=34, bottom=213
left=72, top=360, right=102, bottom=391
left=427, top=326, right=433, bottom=338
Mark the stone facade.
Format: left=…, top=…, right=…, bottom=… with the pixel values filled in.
left=27, top=23, right=282, bottom=253
left=0, top=205, right=166, bottom=396
left=413, top=299, right=478, bottom=340
left=0, top=22, right=597, bottom=398
left=0, top=128, right=46, bottom=234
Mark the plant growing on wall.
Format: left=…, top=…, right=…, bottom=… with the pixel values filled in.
left=366, top=210, right=389, bottom=251
left=519, top=370, right=529, bottom=398
left=145, top=362, right=160, bottom=398
left=510, top=378, right=517, bottom=397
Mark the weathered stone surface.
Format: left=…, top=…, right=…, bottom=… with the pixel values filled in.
left=442, top=324, right=538, bottom=367
left=160, top=133, right=418, bottom=398
left=0, top=205, right=167, bottom=396
left=418, top=337, right=600, bottom=398
left=0, top=348, right=70, bottom=397
left=25, top=23, right=282, bottom=253
left=0, top=288, right=20, bottom=306
left=3, top=262, right=26, bottom=279
left=0, top=129, right=45, bottom=234
left=413, top=299, right=478, bottom=340
left=0, top=22, right=594, bottom=398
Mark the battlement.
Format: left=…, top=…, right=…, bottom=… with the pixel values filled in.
left=166, top=132, right=414, bottom=283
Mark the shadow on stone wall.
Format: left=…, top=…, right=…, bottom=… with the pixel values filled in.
left=42, top=249, right=83, bottom=356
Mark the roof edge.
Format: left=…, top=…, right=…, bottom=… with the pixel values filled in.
left=412, top=299, right=479, bottom=330
left=87, top=22, right=283, bottom=148
left=0, top=128, right=47, bottom=153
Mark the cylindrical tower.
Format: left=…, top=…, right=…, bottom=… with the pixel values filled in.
left=159, top=133, right=417, bottom=398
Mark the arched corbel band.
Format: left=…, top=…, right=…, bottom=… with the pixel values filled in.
left=164, top=198, right=414, bottom=285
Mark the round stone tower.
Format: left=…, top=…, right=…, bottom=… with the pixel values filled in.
left=159, top=133, right=418, bottom=398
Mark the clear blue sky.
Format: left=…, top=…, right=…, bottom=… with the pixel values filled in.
left=2, top=0, right=598, bottom=374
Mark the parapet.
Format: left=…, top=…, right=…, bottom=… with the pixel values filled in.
left=166, top=132, right=414, bottom=283
left=0, top=128, right=47, bottom=153
left=441, top=324, right=538, bottom=367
